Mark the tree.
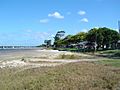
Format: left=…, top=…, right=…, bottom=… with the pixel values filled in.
left=75, top=32, right=87, bottom=43
left=44, top=40, right=51, bottom=47
left=86, top=28, right=104, bottom=50
left=110, top=30, right=120, bottom=49
left=100, top=27, right=112, bottom=49
left=64, top=32, right=87, bottom=44
left=98, top=27, right=119, bottom=49
left=63, top=35, right=73, bottom=45
left=87, top=27, right=119, bottom=50
left=54, top=31, right=65, bottom=47
left=54, top=31, right=65, bottom=41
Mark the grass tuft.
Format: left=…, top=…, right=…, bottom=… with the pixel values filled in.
left=97, top=59, right=120, bottom=67
left=57, top=54, right=81, bottom=59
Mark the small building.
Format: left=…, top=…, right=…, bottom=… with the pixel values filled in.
left=117, top=40, right=120, bottom=49
left=66, top=44, right=77, bottom=48
left=77, top=41, right=95, bottom=49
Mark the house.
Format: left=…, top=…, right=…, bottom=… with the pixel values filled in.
left=66, top=44, right=77, bottom=48
left=77, top=41, right=95, bottom=49
left=117, top=40, right=120, bottom=49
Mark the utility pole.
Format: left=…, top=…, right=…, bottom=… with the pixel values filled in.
left=118, top=21, right=120, bottom=34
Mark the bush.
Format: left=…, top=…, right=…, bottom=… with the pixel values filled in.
left=58, top=54, right=81, bottom=59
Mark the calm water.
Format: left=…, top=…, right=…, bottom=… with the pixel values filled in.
left=0, top=49, right=30, bottom=53
left=0, top=48, right=41, bottom=55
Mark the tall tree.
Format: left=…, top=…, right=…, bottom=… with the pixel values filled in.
left=54, top=31, right=65, bottom=41
left=87, top=27, right=119, bottom=50
left=54, top=31, right=65, bottom=47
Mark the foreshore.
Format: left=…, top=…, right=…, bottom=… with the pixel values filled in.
left=0, top=49, right=98, bottom=68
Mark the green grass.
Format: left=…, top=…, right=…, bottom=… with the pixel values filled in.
left=98, top=50, right=120, bottom=54
left=97, top=50, right=120, bottom=58
left=98, top=59, right=120, bottom=67
left=0, top=62, right=120, bottom=90
left=57, top=48, right=78, bottom=51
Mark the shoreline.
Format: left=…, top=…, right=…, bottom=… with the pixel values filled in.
left=0, top=49, right=99, bottom=68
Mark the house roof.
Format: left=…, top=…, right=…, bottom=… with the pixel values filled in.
left=118, top=40, right=120, bottom=43
left=78, top=41, right=88, bottom=45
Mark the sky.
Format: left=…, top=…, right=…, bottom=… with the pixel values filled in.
left=0, top=0, right=120, bottom=46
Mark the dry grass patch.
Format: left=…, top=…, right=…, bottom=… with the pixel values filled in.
left=0, top=62, right=120, bottom=90
left=56, top=53, right=92, bottom=59
left=57, top=54, right=81, bottom=59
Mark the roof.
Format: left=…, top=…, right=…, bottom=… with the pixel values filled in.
left=78, top=41, right=88, bottom=45
left=118, top=40, right=120, bottom=43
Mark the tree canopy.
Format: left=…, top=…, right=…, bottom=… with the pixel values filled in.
left=86, top=27, right=120, bottom=49
left=53, top=27, right=120, bottom=50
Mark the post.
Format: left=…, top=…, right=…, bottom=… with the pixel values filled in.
left=118, top=21, right=120, bottom=34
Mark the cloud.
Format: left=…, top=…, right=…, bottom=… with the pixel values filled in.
left=0, top=29, right=54, bottom=45
left=48, top=12, right=64, bottom=19
left=78, top=10, right=86, bottom=15
left=25, top=30, right=50, bottom=39
left=80, top=18, right=88, bottom=23
left=34, top=32, right=49, bottom=39
left=40, top=19, right=49, bottom=23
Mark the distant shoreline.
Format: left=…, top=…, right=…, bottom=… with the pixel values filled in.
left=0, top=46, right=38, bottom=49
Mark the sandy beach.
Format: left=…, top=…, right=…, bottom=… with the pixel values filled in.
left=0, top=49, right=99, bottom=69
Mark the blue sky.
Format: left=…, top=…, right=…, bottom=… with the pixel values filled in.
left=0, top=0, right=120, bottom=46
